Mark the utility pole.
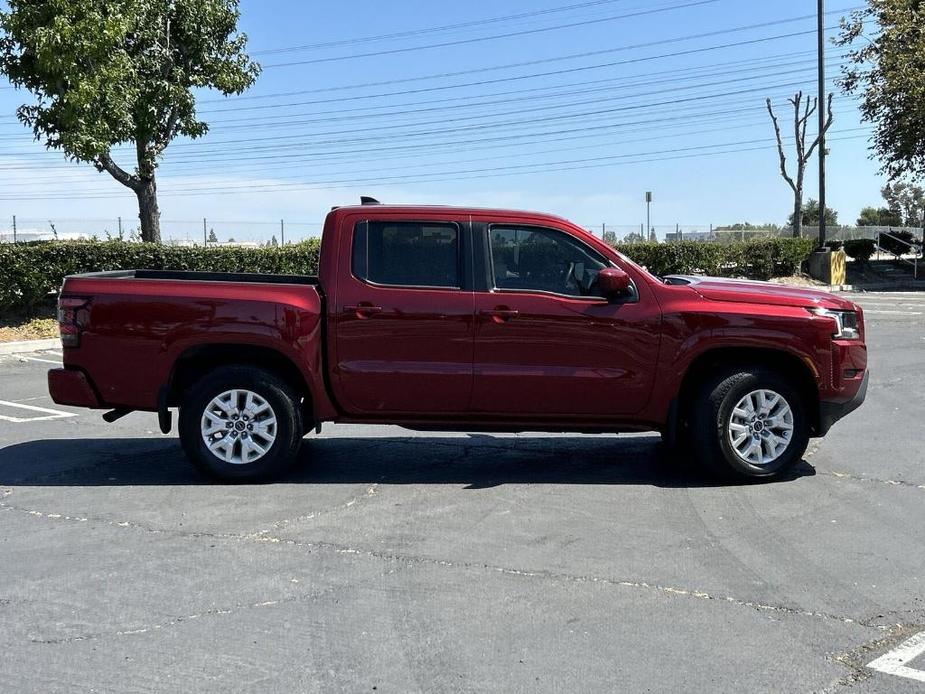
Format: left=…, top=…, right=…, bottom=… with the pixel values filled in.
left=203, top=218, right=207, bottom=247
left=645, top=191, right=653, bottom=241
left=12, top=215, right=16, bottom=243
left=280, top=219, right=285, bottom=246
left=817, top=0, right=827, bottom=249
left=118, top=216, right=122, bottom=237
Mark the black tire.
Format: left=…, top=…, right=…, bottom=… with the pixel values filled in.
left=178, top=366, right=303, bottom=482
left=689, top=367, right=809, bottom=481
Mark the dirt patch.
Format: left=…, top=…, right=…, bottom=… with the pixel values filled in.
left=0, top=303, right=58, bottom=342
left=768, top=274, right=828, bottom=288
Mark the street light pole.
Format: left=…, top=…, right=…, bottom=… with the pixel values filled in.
left=817, top=0, right=827, bottom=249
left=645, top=191, right=652, bottom=241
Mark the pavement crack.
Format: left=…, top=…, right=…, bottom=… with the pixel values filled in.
left=818, top=623, right=924, bottom=693
left=821, top=470, right=925, bottom=491
left=252, top=483, right=380, bottom=535
left=30, top=588, right=331, bottom=646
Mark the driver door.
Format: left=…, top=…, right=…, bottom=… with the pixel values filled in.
left=471, top=224, right=661, bottom=417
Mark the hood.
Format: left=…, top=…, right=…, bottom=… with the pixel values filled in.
left=667, top=275, right=857, bottom=310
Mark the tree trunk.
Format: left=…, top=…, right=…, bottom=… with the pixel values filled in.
left=792, top=192, right=803, bottom=239
left=136, top=176, right=161, bottom=243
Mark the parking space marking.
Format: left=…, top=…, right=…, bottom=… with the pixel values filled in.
left=863, top=310, right=923, bottom=316
left=21, top=356, right=63, bottom=365
left=0, top=400, right=76, bottom=423
left=868, top=631, right=925, bottom=683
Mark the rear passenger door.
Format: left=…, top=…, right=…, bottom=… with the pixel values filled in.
left=332, top=218, right=475, bottom=415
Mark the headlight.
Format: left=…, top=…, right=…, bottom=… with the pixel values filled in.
left=810, top=308, right=860, bottom=340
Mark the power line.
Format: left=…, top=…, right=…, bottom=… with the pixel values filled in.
left=203, top=13, right=854, bottom=104
left=0, top=87, right=858, bottom=174
left=259, top=1, right=720, bottom=68
left=197, top=50, right=825, bottom=117
left=0, top=131, right=871, bottom=201
left=2, top=108, right=865, bottom=189
left=0, top=60, right=850, bottom=157
left=251, top=0, right=640, bottom=55
left=190, top=61, right=847, bottom=135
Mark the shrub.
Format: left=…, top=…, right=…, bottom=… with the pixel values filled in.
left=0, top=239, right=321, bottom=310
left=613, top=238, right=815, bottom=280
left=843, top=239, right=876, bottom=263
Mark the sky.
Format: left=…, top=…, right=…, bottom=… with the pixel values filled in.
left=0, top=0, right=885, bottom=243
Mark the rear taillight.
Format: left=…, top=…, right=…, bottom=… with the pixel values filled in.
left=57, top=297, right=90, bottom=348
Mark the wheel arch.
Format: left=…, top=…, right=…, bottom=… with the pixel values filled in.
left=166, top=343, right=315, bottom=426
left=671, top=346, right=821, bottom=438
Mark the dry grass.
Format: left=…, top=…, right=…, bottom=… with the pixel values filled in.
left=768, top=274, right=827, bottom=288
left=0, top=303, right=58, bottom=342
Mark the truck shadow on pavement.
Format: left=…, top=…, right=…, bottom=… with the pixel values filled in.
left=0, top=434, right=815, bottom=488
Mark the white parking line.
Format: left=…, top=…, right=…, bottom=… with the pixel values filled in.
left=21, top=356, right=63, bottom=365
left=863, top=310, right=923, bottom=315
left=868, top=631, right=925, bottom=683
left=0, top=400, right=76, bottom=423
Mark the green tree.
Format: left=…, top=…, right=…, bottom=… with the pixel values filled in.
left=788, top=199, right=838, bottom=228
left=207, top=228, right=218, bottom=244
left=270, top=234, right=279, bottom=247
left=838, top=1, right=925, bottom=180
left=0, top=1, right=260, bottom=243
left=856, top=206, right=902, bottom=227
left=881, top=181, right=925, bottom=227
left=621, top=232, right=645, bottom=244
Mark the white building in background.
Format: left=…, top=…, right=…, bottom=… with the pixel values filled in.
left=210, top=240, right=262, bottom=248
left=0, top=230, right=90, bottom=243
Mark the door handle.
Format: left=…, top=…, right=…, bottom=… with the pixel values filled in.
left=480, top=308, right=519, bottom=323
left=344, top=303, right=383, bottom=318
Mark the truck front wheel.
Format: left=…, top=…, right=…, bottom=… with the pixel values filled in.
left=178, top=366, right=303, bottom=482
left=689, top=367, right=809, bottom=481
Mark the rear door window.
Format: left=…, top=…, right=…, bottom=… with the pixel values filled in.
left=353, top=221, right=460, bottom=288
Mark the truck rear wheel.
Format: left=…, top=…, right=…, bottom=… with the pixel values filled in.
left=689, top=367, right=809, bottom=481
left=178, top=366, right=303, bottom=482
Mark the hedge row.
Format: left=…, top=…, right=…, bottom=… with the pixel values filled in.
left=0, top=237, right=816, bottom=311
left=613, top=237, right=817, bottom=280
left=0, top=239, right=321, bottom=310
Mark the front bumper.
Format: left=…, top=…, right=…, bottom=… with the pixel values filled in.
left=818, top=369, right=868, bottom=436
left=48, top=368, right=102, bottom=408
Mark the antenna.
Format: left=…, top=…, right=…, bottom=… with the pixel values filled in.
left=360, top=196, right=381, bottom=205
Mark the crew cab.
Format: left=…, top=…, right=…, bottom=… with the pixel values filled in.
left=48, top=201, right=868, bottom=482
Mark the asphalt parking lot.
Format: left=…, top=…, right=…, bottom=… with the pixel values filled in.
left=1, top=291, right=924, bottom=693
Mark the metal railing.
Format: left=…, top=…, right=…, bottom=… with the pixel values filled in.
left=876, top=230, right=923, bottom=279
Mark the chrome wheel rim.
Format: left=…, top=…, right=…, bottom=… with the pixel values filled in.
left=201, top=389, right=277, bottom=465
left=727, top=389, right=794, bottom=466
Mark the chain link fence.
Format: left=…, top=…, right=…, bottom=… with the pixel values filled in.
left=0, top=217, right=323, bottom=246
left=2, top=217, right=922, bottom=247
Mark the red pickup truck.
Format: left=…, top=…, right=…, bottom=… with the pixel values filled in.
left=48, top=201, right=868, bottom=482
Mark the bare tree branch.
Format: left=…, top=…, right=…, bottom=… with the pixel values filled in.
left=805, top=92, right=835, bottom=162
left=767, top=97, right=797, bottom=194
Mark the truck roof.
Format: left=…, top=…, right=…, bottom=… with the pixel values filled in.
left=329, top=204, right=573, bottom=225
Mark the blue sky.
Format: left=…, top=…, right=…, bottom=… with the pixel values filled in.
left=0, top=0, right=884, bottom=242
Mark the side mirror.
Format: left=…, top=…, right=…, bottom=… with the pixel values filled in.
left=597, top=267, right=632, bottom=300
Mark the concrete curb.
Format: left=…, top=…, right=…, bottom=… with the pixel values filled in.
left=833, top=282, right=925, bottom=292
left=0, top=338, right=61, bottom=355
